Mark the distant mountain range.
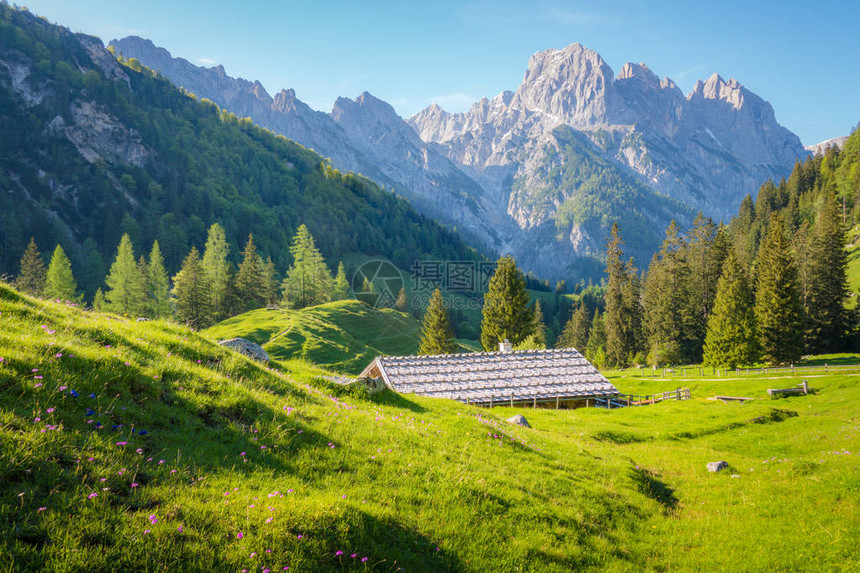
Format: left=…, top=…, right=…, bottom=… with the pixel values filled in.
left=110, top=37, right=809, bottom=281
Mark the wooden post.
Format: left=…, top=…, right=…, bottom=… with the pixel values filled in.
left=627, top=396, right=630, bottom=407
left=533, top=397, right=536, bottom=409
left=510, top=394, right=514, bottom=408
left=607, top=396, right=611, bottom=410
left=556, top=396, right=559, bottom=410
left=490, top=395, right=494, bottom=409
left=801, top=380, right=808, bottom=394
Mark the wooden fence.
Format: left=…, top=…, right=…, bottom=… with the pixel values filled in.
left=635, top=363, right=860, bottom=378
left=594, top=387, right=691, bottom=409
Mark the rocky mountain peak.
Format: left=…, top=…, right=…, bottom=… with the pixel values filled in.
left=512, top=42, right=630, bottom=127
left=617, top=62, right=658, bottom=83
left=688, top=73, right=746, bottom=110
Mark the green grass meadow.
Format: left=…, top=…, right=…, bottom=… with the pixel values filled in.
left=1, top=283, right=858, bottom=571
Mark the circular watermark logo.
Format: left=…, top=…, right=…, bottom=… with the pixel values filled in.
left=352, top=260, right=404, bottom=308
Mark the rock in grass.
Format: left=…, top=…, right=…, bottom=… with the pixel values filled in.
left=707, top=461, right=729, bottom=473
left=218, top=338, right=269, bottom=363
left=507, top=414, right=531, bottom=428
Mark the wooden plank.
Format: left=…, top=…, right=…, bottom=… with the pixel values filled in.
left=714, top=395, right=754, bottom=402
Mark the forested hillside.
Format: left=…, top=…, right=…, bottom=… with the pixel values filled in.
left=565, top=128, right=859, bottom=368
left=0, top=6, right=480, bottom=299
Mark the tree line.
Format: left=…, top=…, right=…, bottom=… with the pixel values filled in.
left=12, top=223, right=358, bottom=329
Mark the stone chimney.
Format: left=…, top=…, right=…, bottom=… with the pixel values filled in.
left=499, top=339, right=512, bottom=353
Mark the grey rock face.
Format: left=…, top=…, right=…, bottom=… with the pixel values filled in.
left=218, top=338, right=269, bottom=363
left=506, top=414, right=531, bottom=428
left=707, top=461, right=729, bottom=473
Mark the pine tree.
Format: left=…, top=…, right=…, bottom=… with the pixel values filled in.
left=234, top=234, right=267, bottom=312
left=92, top=288, right=107, bottom=311
left=805, top=192, right=849, bottom=352
left=201, top=223, right=230, bottom=320
left=281, top=225, right=333, bottom=309
left=332, top=262, right=350, bottom=300
left=702, top=249, right=758, bottom=368
left=686, top=215, right=728, bottom=361
left=43, top=244, right=78, bottom=301
left=147, top=241, right=171, bottom=318
left=585, top=310, right=607, bottom=368
left=754, top=216, right=804, bottom=364
left=105, top=234, right=145, bottom=315
left=642, top=222, right=690, bottom=365
left=556, top=303, right=591, bottom=350
left=16, top=237, right=46, bottom=296
left=395, top=287, right=408, bottom=312
left=480, top=255, right=533, bottom=350
left=172, top=247, right=212, bottom=329
left=531, top=299, right=547, bottom=348
left=418, top=289, right=458, bottom=355
left=603, top=225, right=642, bottom=367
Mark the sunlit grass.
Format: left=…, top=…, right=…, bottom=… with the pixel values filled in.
left=1, top=282, right=858, bottom=571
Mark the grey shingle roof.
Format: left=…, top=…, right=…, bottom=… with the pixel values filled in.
left=359, top=347, right=618, bottom=405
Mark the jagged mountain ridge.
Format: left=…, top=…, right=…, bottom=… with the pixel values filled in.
left=110, top=38, right=806, bottom=281
left=410, top=43, right=807, bottom=221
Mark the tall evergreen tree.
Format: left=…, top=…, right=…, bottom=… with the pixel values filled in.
left=281, top=225, right=333, bottom=309
left=480, top=255, right=533, bottom=350
left=172, top=247, right=212, bottom=329
left=332, top=262, right=350, bottom=300
left=557, top=303, right=591, bottom=351
left=16, top=237, right=46, bottom=296
left=642, top=222, right=691, bottom=365
left=418, top=288, right=458, bottom=355
left=44, top=244, right=78, bottom=301
left=531, top=299, right=547, bottom=348
left=262, top=257, right=279, bottom=306
left=686, top=215, right=729, bottom=361
left=105, top=234, right=145, bottom=315
left=147, top=241, right=171, bottom=318
left=805, top=192, right=849, bottom=351
left=234, top=234, right=267, bottom=312
left=201, top=223, right=230, bottom=320
left=584, top=310, right=607, bottom=368
left=754, top=216, right=804, bottom=364
left=603, top=225, right=642, bottom=367
left=702, top=249, right=758, bottom=368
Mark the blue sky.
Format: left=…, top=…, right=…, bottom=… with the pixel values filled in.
left=19, top=0, right=859, bottom=144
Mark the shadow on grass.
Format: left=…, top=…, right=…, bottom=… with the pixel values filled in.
left=368, top=389, right=427, bottom=413
left=629, top=465, right=678, bottom=514
left=592, top=430, right=650, bottom=444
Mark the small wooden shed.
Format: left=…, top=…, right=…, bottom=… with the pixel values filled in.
left=359, top=344, right=618, bottom=408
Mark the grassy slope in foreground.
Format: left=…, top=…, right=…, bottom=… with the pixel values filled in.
left=203, top=300, right=421, bottom=375
left=1, top=283, right=858, bottom=572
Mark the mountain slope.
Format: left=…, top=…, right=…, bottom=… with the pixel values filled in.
left=0, top=7, right=479, bottom=295
left=2, top=281, right=859, bottom=571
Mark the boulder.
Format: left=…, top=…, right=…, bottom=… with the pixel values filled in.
left=506, top=414, right=531, bottom=428
left=707, top=461, right=729, bottom=473
left=218, top=338, right=269, bottom=363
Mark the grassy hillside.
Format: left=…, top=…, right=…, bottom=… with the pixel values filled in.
left=204, top=300, right=423, bottom=374
left=1, top=282, right=858, bottom=571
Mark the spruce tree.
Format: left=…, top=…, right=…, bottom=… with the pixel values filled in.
left=281, top=225, right=333, bottom=309
left=43, top=245, right=78, bottom=301
left=686, top=215, right=728, bottom=361
left=585, top=310, right=607, bottom=368
left=201, top=223, right=230, bottom=320
left=332, top=262, right=350, bottom=300
left=105, top=234, right=145, bottom=315
left=418, top=289, right=458, bottom=355
left=480, top=255, right=533, bottom=350
left=702, top=249, right=758, bottom=368
left=172, top=247, right=212, bottom=329
left=531, top=299, right=547, bottom=348
left=92, top=288, right=107, bottom=311
left=642, top=222, right=691, bottom=365
left=754, top=216, right=804, bottom=364
left=16, top=237, right=46, bottom=296
left=147, top=241, right=171, bottom=318
left=557, top=303, right=590, bottom=350
left=604, top=225, right=642, bottom=367
left=805, top=192, right=848, bottom=351
left=234, top=234, right=267, bottom=312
